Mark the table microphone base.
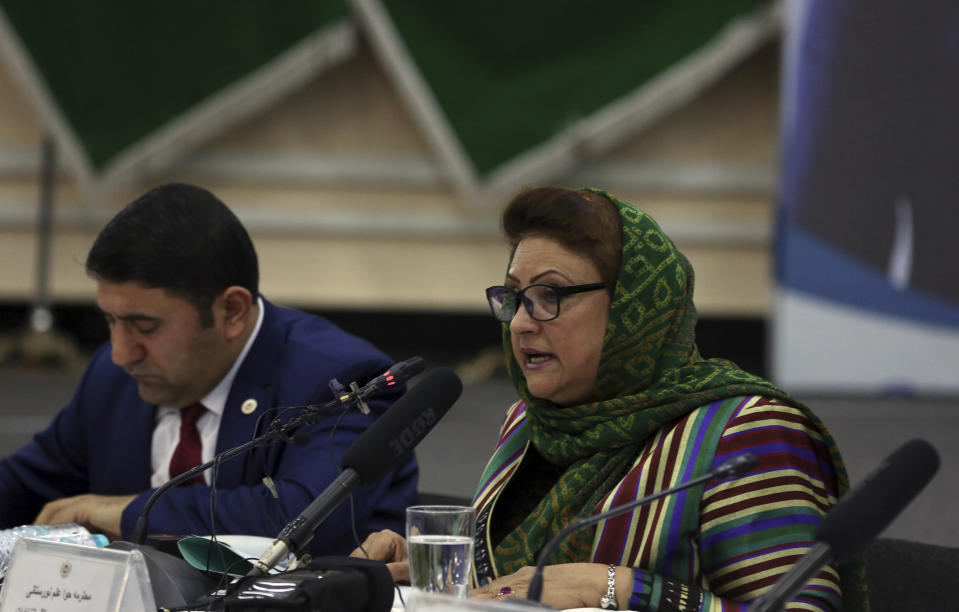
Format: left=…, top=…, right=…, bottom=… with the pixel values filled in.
left=108, top=541, right=221, bottom=609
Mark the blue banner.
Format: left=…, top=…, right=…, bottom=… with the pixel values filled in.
left=774, top=0, right=959, bottom=393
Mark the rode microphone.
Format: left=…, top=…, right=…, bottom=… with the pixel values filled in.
left=248, top=367, right=463, bottom=576
left=747, top=438, right=940, bottom=612
left=526, top=453, right=758, bottom=604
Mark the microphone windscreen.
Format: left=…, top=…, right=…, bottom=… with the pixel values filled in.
left=342, top=367, right=462, bottom=485
left=815, top=438, right=939, bottom=562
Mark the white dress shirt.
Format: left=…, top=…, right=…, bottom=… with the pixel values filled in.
left=150, top=297, right=265, bottom=487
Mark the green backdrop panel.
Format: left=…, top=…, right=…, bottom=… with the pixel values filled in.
left=1, top=0, right=349, bottom=170
left=383, top=0, right=765, bottom=176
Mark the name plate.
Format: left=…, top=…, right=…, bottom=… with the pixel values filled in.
left=405, top=590, right=557, bottom=612
left=0, top=537, right=156, bottom=612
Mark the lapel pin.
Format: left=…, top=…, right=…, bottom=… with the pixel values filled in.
left=241, top=398, right=258, bottom=415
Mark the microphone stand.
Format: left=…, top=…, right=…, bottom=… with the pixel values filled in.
left=246, top=367, right=463, bottom=577
left=526, top=453, right=757, bottom=604
left=131, top=356, right=428, bottom=546
left=131, top=395, right=352, bottom=546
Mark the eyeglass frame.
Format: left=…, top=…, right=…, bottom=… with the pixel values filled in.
left=484, top=282, right=610, bottom=322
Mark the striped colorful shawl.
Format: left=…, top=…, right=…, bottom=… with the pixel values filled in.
left=472, top=396, right=847, bottom=610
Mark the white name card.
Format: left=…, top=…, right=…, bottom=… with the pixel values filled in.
left=0, top=537, right=156, bottom=612
left=406, top=590, right=559, bottom=612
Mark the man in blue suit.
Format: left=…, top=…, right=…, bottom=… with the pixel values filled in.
left=0, top=183, right=418, bottom=555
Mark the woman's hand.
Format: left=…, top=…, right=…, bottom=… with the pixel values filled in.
left=349, top=529, right=410, bottom=583
left=471, top=563, right=630, bottom=610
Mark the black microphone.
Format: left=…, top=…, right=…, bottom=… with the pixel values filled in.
left=356, top=356, right=426, bottom=400
left=248, top=366, right=463, bottom=576
left=298, top=356, right=427, bottom=419
left=747, top=438, right=940, bottom=612
left=526, top=453, right=758, bottom=605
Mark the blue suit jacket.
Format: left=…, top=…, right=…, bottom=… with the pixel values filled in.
left=0, top=299, right=418, bottom=555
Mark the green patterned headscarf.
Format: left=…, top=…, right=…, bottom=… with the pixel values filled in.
left=493, top=188, right=852, bottom=577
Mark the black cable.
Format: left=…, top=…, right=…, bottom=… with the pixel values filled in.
left=200, top=555, right=260, bottom=612
left=326, top=404, right=357, bottom=554
left=253, top=407, right=276, bottom=484
left=204, top=455, right=225, bottom=571
left=339, top=407, right=404, bottom=611
left=348, top=495, right=364, bottom=553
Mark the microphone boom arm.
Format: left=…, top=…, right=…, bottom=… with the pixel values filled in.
left=130, top=359, right=423, bottom=545
left=132, top=397, right=351, bottom=545
left=132, top=433, right=282, bottom=545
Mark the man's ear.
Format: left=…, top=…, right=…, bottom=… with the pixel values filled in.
left=217, top=286, right=255, bottom=340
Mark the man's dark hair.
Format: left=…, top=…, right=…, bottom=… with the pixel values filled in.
left=502, top=186, right=623, bottom=288
left=86, top=183, right=259, bottom=326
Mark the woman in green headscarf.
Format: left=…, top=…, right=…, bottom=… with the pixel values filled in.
left=356, top=187, right=864, bottom=611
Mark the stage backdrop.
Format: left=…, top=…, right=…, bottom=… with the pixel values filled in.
left=0, top=0, right=777, bottom=197
left=773, top=0, right=959, bottom=394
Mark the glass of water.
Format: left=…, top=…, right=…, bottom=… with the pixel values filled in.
left=406, top=505, right=476, bottom=598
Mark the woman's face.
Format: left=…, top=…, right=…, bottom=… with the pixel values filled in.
left=508, top=236, right=611, bottom=406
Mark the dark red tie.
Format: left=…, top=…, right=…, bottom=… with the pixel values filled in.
left=168, top=402, right=207, bottom=486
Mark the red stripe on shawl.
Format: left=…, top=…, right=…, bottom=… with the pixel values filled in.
left=720, top=542, right=804, bottom=566
left=473, top=402, right=528, bottom=512
left=497, top=402, right=527, bottom=445
left=720, top=424, right=820, bottom=451
left=718, top=430, right=830, bottom=484
left=720, top=558, right=804, bottom=601
left=702, top=473, right=830, bottom=520
left=701, top=486, right=825, bottom=524
left=473, top=449, right=524, bottom=511
left=718, top=548, right=807, bottom=586
left=729, top=406, right=809, bottom=427
left=592, top=447, right=645, bottom=562
left=721, top=561, right=835, bottom=602
left=630, top=442, right=663, bottom=567
left=637, top=417, right=686, bottom=567
left=714, top=402, right=841, bottom=499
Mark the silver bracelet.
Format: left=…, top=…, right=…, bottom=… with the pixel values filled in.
left=599, top=564, right=617, bottom=610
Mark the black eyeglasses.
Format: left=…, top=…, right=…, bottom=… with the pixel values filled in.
left=485, top=282, right=609, bottom=322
